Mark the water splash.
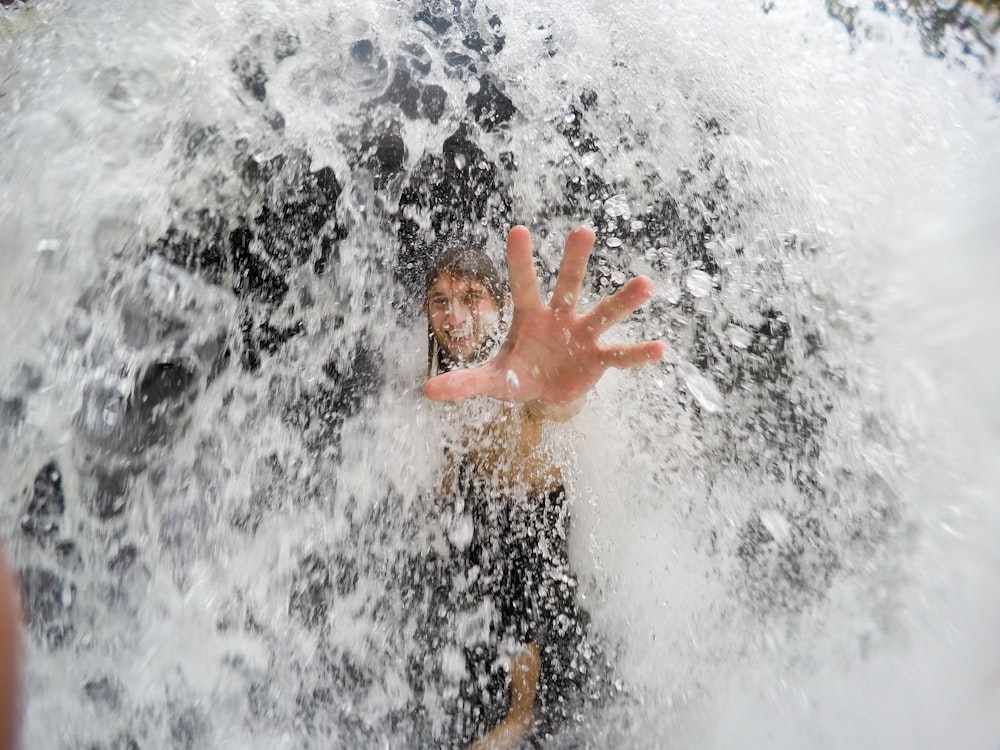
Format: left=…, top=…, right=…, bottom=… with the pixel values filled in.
left=0, top=0, right=997, bottom=748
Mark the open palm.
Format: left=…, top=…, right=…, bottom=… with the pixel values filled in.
left=424, top=225, right=665, bottom=405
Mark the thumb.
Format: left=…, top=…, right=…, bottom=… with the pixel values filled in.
left=424, top=368, right=492, bottom=402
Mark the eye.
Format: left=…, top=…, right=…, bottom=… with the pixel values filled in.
left=428, top=296, right=449, bottom=312
left=463, top=290, right=483, bottom=307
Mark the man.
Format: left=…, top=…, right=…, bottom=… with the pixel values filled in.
left=419, top=225, right=664, bottom=748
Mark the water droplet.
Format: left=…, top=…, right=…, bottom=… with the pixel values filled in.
left=679, top=362, right=724, bottom=414
left=759, top=509, right=791, bottom=545
left=562, top=292, right=575, bottom=305
left=505, top=369, right=520, bottom=393
left=605, top=237, right=622, bottom=248
left=685, top=269, right=713, bottom=298
left=453, top=152, right=467, bottom=169
left=726, top=325, right=752, bottom=349
left=603, top=193, right=630, bottom=218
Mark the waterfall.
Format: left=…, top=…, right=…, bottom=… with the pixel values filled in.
left=1, top=0, right=997, bottom=747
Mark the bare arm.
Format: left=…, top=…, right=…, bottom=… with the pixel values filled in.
left=425, top=225, right=665, bottom=413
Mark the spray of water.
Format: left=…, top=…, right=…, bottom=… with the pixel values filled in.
left=1, top=0, right=998, bottom=747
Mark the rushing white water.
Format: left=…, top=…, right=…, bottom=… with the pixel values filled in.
left=1, top=0, right=998, bottom=748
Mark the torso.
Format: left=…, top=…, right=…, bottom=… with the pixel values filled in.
left=442, top=402, right=562, bottom=498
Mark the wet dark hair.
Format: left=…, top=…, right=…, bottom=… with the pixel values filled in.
left=425, top=245, right=507, bottom=376
left=424, top=245, right=505, bottom=307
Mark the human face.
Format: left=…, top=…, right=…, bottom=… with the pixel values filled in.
left=426, top=272, right=501, bottom=362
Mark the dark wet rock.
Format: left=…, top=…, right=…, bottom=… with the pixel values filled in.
left=88, top=734, right=141, bottom=750
left=401, top=41, right=427, bottom=58
left=462, top=31, right=487, bottom=53
left=20, top=461, right=65, bottom=542
left=466, top=75, right=515, bottom=131
left=135, top=361, right=197, bottom=416
left=232, top=161, right=343, bottom=308
left=11, top=362, right=43, bottom=392
left=360, top=130, right=407, bottom=190
left=395, top=126, right=512, bottom=298
left=230, top=220, right=289, bottom=307
left=84, top=675, right=122, bottom=710
left=239, top=314, right=306, bottom=372
left=77, top=383, right=128, bottom=446
left=445, top=50, right=475, bottom=72
left=746, top=309, right=791, bottom=382
left=170, top=706, right=209, bottom=750
left=558, top=105, right=600, bottom=155
left=314, top=234, right=340, bottom=277
left=232, top=47, right=268, bottom=102
left=150, top=155, right=345, bottom=370
left=289, top=553, right=333, bottom=628
left=183, top=124, right=222, bottom=160
left=159, top=503, right=208, bottom=549
left=737, top=512, right=840, bottom=614
left=273, top=28, right=300, bottom=61
left=239, top=152, right=285, bottom=190
left=351, top=39, right=376, bottom=65
left=334, top=555, right=359, bottom=597
left=321, top=342, right=382, bottom=420
left=247, top=680, right=278, bottom=720
left=265, top=109, right=285, bottom=132
left=0, top=396, right=24, bottom=426
left=107, top=544, right=138, bottom=575
left=149, top=221, right=229, bottom=288
left=414, top=5, right=452, bottom=35
left=421, top=84, right=447, bottom=123
left=55, top=539, right=84, bottom=571
left=109, top=734, right=140, bottom=750
left=259, top=320, right=305, bottom=356
left=278, top=165, right=343, bottom=237
left=379, top=64, right=447, bottom=123
left=127, top=361, right=199, bottom=452
left=19, top=566, right=75, bottom=649
left=409, top=54, right=432, bottom=77
left=284, top=342, right=381, bottom=450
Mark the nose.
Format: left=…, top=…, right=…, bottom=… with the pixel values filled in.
left=444, top=300, right=468, bottom=329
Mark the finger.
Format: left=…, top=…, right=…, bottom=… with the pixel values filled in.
left=599, top=340, right=666, bottom=369
left=581, top=275, right=655, bottom=336
left=424, top=368, right=491, bottom=402
left=550, top=225, right=595, bottom=313
left=506, top=225, right=542, bottom=311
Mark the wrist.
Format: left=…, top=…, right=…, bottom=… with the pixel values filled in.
left=525, top=395, right=585, bottom=422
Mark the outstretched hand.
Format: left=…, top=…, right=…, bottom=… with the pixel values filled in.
left=424, top=225, right=665, bottom=406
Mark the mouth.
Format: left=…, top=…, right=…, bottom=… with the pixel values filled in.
left=447, top=335, right=476, bottom=354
